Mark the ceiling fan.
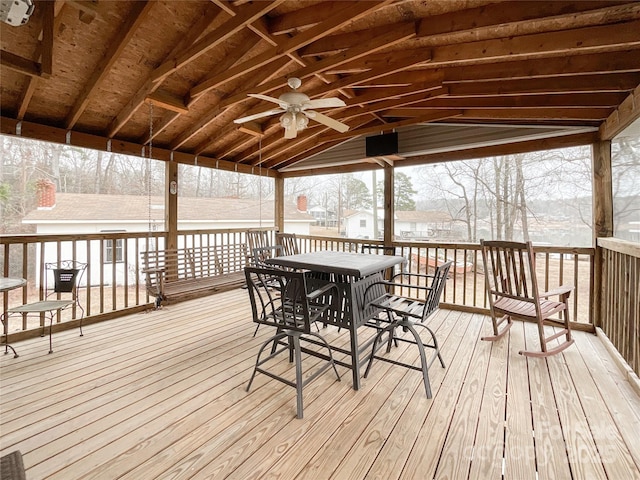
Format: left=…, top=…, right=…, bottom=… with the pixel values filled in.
left=234, top=77, right=349, bottom=139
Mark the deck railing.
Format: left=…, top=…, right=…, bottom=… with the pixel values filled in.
left=597, top=238, right=640, bottom=377
left=1, top=228, right=272, bottom=340
left=2, top=228, right=595, bottom=341
left=296, top=235, right=595, bottom=326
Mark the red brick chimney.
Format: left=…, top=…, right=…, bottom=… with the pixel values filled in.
left=36, top=179, right=56, bottom=209
left=296, top=194, right=307, bottom=212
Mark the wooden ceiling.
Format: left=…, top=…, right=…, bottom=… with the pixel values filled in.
left=1, top=0, right=639, bottom=177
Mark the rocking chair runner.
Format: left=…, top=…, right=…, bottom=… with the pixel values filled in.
left=480, top=240, right=575, bottom=357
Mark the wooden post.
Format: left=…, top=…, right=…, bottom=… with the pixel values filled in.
left=274, top=175, right=284, bottom=233
left=383, top=164, right=394, bottom=246
left=591, top=140, right=613, bottom=328
left=165, top=160, right=178, bottom=251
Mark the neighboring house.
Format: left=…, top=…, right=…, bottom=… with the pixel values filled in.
left=343, top=209, right=452, bottom=240
left=343, top=210, right=383, bottom=239
left=307, top=205, right=338, bottom=227
left=395, top=211, right=453, bottom=240
left=21, top=182, right=314, bottom=285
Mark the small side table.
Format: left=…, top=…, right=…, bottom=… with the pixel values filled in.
left=1, top=277, right=27, bottom=358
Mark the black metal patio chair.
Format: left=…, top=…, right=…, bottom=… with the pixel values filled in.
left=245, top=266, right=341, bottom=419
left=363, top=261, right=451, bottom=398
left=4, top=260, right=86, bottom=355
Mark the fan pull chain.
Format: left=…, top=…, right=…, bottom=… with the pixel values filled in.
left=148, top=102, right=153, bottom=235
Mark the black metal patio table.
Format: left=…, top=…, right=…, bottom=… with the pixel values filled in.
left=266, top=250, right=405, bottom=390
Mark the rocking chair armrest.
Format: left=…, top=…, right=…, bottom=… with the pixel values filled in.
left=539, top=285, right=574, bottom=299
left=306, top=282, right=338, bottom=301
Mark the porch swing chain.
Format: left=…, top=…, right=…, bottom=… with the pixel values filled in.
left=258, top=137, right=262, bottom=227
left=147, top=102, right=153, bottom=235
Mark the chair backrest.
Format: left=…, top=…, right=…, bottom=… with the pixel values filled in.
left=244, top=266, right=315, bottom=334
left=421, top=260, right=452, bottom=322
left=252, top=245, right=284, bottom=267
left=45, top=260, right=87, bottom=296
left=246, top=229, right=271, bottom=253
left=480, top=240, right=539, bottom=306
left=275, top=232, right=300, bottom=255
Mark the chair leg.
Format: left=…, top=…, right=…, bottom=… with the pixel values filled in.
left=413, top=323, right=446, bottom=369
left=293, top=334, right=304, bottom=419
left=364, top=323, right=394, bottom=379
left=1, top=314, right=18, bottom=358
left=77, top=301, right=85, bottom=337
left=403, top=322, right=433, bottom=398
left=307, top=331, right=341, bottom=381
left=246, top=332, right=289, bottom=392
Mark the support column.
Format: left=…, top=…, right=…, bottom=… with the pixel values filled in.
left=275, top=175, right=284, bottom=232
left=592, top=140, right=614, bottom=241
left=165, top=160, right=178, bottom=250
left=592, top=140, right=613, bottom=328
left=383, top=164, right=394, bottom=246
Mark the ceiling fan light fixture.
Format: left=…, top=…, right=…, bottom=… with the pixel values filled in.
left=280, top=111, right=294, bottom=128
left=296, top=115, right=308, bottom=130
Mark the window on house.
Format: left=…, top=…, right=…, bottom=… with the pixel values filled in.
left=360, top=219, right=367, bottom=228
left=102, top=230, right=125, bottom=263
left=105, top=239, right=124, bottom=263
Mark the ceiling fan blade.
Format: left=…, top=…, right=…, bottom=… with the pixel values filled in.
left=248, top=93, right=286, bottom=106
left=233, top=108, right=283, bottom=124
left=304, top=98, right=346, bottom=109
left=307, top=111, right=349, bottom=133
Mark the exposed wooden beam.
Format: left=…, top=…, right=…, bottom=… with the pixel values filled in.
left=385, top=92, right=628, bottom=111
left=323, top=111, right=463, bottom=142
left=417, top=1, right=638, bottom=38
left=150, top=1, right=282, bottom=83
left=447, top=73, right=640, bottom=97
left=40, top=0, right=54, bottom=77
left=190, top=1, right=392, bottom=98
left=65, top=1, right=153, bottom=129
left=430, top=19, right=640, bottom=65
left=268, top=1, right=348, bottom=35
left=108, top=3, right=222, bottom=137
left=170, top=56, right=291, bottom=150
left=442, top=50, right=640, bottom=83
left=237, top=122, right=264, bottom=138
left=599, top=84, right=640, bottom=140
left=17, top=1, right=65, bottom=119
left=66, top=0, right=103, bottom=22
left=458, top=108, right=612, bottom=121
left=146, top=90, right=189, bottom=115
left=345, top=81, right=445, bottom=107
left=0, top=50, right=41, bottom=77
left=302, top=2, right=639, bottom=57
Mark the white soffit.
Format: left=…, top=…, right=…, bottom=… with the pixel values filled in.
left=283, top=123, right=598, bottom=172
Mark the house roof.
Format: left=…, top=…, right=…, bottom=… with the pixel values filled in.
left=395, top=210, right=452, bottom=223
left=343, top=209, right=451, bottom=222
left=2, top=1, right=638, bottom=177
left=22, top=194, right=313, bottom=223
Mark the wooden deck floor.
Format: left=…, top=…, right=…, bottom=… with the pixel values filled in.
left=1, top=288, right=639, bottom=480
